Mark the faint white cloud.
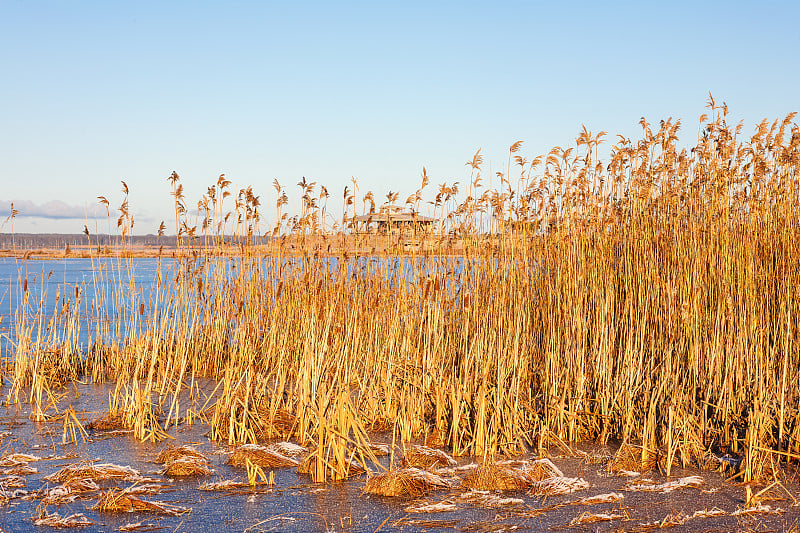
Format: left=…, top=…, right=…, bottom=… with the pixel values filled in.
left=0, top=199, right=107, bottom=220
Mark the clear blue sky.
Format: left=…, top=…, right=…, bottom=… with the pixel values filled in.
left=1, top=0, right=798, bottom=234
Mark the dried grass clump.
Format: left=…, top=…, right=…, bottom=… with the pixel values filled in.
left=391, top=518, right=460, bottom=529
left=156, top=444, right=207, bottom=464
left=572, top=492, right=623, bottom=505
left=87, top=411, right=126, bottom=431
left=461, top=463, right=534, bottom=491
left=40, top=486, right=79, bottom=505
left=732, top=503, right=784, bottom=516
left=607, top=443, right=656, bottom=474
left=365, top=443, right=391, bottom=456
left=39, top=477, right=101, bottom=504
left=691, top=508, right=727, bottom=518
left=45, top=462, right=143, bottom=483
left=0, top=475, right=26, bottom=488
left=267, top=441, right=308, bottom=458
left=92, top=488, right=189, bottom=516
left=2, top=465, right=37, bottom=476
left=33, top=510, right=93, bottom=527
left=124, top=483, right=172, bottom=495
left=199, top=479, right=252, bottom=491
left=623, top=475, right=704, bottom=493
left=499, top=458, right=563, bottom=480
left=404, top=500, right=459, bottom=513
left=0, top=453, right=40, bottom=467
left=529, top=477, right=590, bottom=496
left=62, top=478, right=100, bottom=493
left=569, top=511, right=623, bottom=526
left=162, top=457, right=213, bottom=477
left=454, top=489, right=524, bottom=508
left=364, top=467, right=453, bottom=497
left=401, top=445, right=456, bottom=469
left=157, top=444, right=213, bottom=476
left=228, top=443, right=299, bottom=469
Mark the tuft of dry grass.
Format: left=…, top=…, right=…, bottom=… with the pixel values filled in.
left=454, top=489, right=524, bottom=508
left=623, top=475, right=704, bottom=493
left=635, top=512, right=691, bottom=529
left=92, top=487, right=189, bottom=516
left=365, top=443, right=391, bottom=456
left=45, top=462, right=144, bottom=483
left=212, top=397, right=298, bottom=443
left=569, top=511, right=624, bottom=526
left=124, top=483, right=173, bottom=495
left=198, top=478, right=272, bottom=491
left=267, top=441, right=308, bottom=458
left=391, top=518, right=460, bottom=529
left=732, top=503, right=785, bottom=516
left=61, top=478, right=101, bottom=493
left=364, top=467, right=453, bottom=497
left=0, top=453, right=40, bottom=467
left=402, top=444, right=456, bottom=469
left=162, top=457, right=213, bottom=477
left=461, top=463, right=534, bottom=491
left=607, top=443, right=657, bottom=474
left=0, top=475, right=26, bottom=488
left=529, top=476, right=590, bottom=496
left=571, top=492, right=623, bottom=505
left=228, top=444, right=299, bottom=469
left=156, top=444, right=207, bottom=464
left=86, top=411, right=126, bottom=431
left=33, top=510, right=93, bottom=527
left=404, top=500, right=459, bottom=513
left=60, top=405, right=89, bottom=444
left=2, top=465, right=38, bottom=476
left=38, top=478, right=100, bottom=504
left=156, top=445, right=213, bottom=477
left=498, top=458, right=563, bottom=480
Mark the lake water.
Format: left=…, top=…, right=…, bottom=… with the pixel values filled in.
left=0, top=256, right=472, bottom=361
left=0, top=257, right=173, bottom=360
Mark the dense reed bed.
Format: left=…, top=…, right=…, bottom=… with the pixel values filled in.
left=4, top=98, right=800, bottom=483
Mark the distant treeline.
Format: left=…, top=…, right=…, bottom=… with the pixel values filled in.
left=0, top=233, right=273, bottom=250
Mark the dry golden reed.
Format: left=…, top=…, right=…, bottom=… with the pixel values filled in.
left=7, top=99, right=800, bottom=482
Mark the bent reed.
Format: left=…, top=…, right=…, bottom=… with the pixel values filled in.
left=4, top=98, right=800, bottom=482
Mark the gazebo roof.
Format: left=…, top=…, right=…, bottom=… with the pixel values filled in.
left=352, top=211, right=434, bottom=223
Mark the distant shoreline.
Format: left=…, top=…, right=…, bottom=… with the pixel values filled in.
left=0, top=233, right=482, bottom=258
